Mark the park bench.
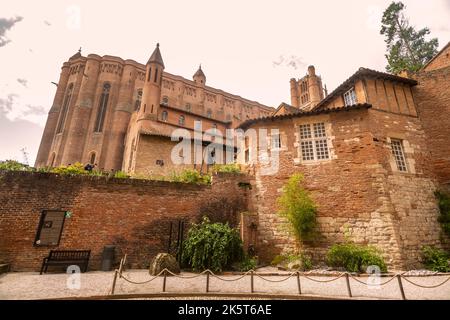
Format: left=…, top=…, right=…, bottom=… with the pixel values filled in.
left=40, top=250, right=91, bottom=275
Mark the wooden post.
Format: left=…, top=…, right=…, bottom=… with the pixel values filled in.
left=397, top=275, right=406, bottom=300
left=206, top=272, right=210, bottom=293
left=250, top=271, right=254, bottom=293
left=162, top=270, right=167, bottom=292
left=110, top=270, right=118, bottom=295
left=345, top=273, right=352, bottom=298
left=297, top=271, right=302, bottom=295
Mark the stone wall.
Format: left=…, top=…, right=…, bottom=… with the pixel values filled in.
left=0, top=171, right=250, bottom=271
left=246, top=107, right=444, bottom=269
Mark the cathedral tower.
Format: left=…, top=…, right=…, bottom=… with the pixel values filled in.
left=289, top=65, right=324, bottom=111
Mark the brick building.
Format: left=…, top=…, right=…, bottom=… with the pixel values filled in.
left=34, top=44, right=274, bottom=175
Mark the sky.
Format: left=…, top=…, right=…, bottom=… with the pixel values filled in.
left=0, top=0, right=449, bottom=165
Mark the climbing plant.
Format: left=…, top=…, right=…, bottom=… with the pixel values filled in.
left=435, top=190, right=450, bottom=237
left=277, top=173, right=317, bottom=241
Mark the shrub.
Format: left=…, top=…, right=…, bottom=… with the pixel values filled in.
left=114, top=171, right=129, bottom=179
left=421, top=246, right=450, bottom=272
left=51, top=162, right=87, bottom=175
left=171, top=169, right=211, bottom=185
left=182, top=217, right=243, bottom=272
left=327, top=243, right=387, bottom=273
left=0, top=160, right=30, bottom=171
left=270, top=253, right=313, bottom=271
left=239, top=256, right=257, bottom=272
left=277, top=173, right=317, bottom=241
left=435, top=191, right=450, bottom=237
left=212, top=164, right=241, bottom=174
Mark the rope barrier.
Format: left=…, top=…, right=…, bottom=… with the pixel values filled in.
left=109, top=255, right=450, bottom=298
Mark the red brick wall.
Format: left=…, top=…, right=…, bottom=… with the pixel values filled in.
left=0, top=171, right=249, bottom=271
left=414, top=65, right=450, bottom=185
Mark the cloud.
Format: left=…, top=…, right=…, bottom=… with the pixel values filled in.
left=0, top=16, right=23, bottom=47
left=22, top=105, right=46, bottom=116
left=44, top=20, right=51, bottom=26
left=16, top=78, right=28, bottom=88
left=0, top=93, right=18, bottom=113
left=273, top=55, right=307, bottom=70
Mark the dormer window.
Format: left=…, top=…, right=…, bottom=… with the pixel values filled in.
left=343, top=87, right=357, bottom=106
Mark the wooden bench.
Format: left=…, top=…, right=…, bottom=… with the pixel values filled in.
left=40, top=250, right=91, bottom=275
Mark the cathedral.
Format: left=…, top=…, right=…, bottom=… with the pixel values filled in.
left=34, top=44, right=275, bottom=175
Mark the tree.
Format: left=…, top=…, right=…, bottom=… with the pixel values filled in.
left=380, top=1, right=439, bottom=74
left=277, top=173, right=317, bottom=241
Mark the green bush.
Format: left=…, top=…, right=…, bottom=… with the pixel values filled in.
left=182, top=217, right=243, bottom=272
left=277, top=174, right=317, bottom=241
left=114, top=171, right=129, bottom=179
left=171, top=169, right=211, bottom=184
left=327, top=243, right=387, bottom=273
left=0, top=160, right=30, bottom=171
left=212, top=164, right=241, bottom=174
left=51, top=162, right=87, bottom=175
left=435, top=191, right=450, bottom=237
left=270, top=253, right=313, bottom=271
left=239, top=256, right=257, bottom=272
left=421, top=246, right=450, bottom=272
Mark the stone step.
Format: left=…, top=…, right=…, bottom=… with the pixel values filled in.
left=0, top=264, right=10, bottom=274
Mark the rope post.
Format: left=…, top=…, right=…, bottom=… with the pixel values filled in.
left=297, top=271, right=302, bottom=295
left=250, top=270, right=254, bottom=293
left=206, top=271, right=210, bottom=293
left=345, top=273, right=352, bottom=298
left=110, top=270, right=118, bottom=295
left=397, top=275, right=406, bottom=300
left=162, top=269, right=167, bottom=292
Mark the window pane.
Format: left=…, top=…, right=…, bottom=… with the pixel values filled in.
left=301, top=141, right=314, bottom=160
left=391, top=139, right=407, bottom=172
left=313, top=123, right=326, bottom=137
left=315, top=139, right=329, bottom=159
left=300, top=124, right=312, bottom=139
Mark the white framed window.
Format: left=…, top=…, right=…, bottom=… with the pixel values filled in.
left=391, top=139, right=408, bottom=172
left=272, top=134, right=281, bottom=149
left=299, top=122, right=330, bottom=161
left=343, top=87, right=357, bottom=106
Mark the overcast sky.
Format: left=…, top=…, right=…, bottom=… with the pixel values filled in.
left=0, top=0, right=449, bottom=165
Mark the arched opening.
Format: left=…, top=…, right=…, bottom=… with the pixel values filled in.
left=94, top=83, right=111, bottom=132
left=56, top=83, right=74, bottom=134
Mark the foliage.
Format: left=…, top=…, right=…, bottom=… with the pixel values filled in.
left=212, top=163, right=241, bottom=174
left=0, top=160, right=30, bottom=171
left=170, top=169, right=211, bottom=185
left=380, top=1, right=439, bottom=73
left=435, top=190, right=450, bottom=237
left=270, top=252, right=313, bottom=271
left=181, top=217, right=244, bottom=272
left=277, top=173, right=318, bottom=241
left=327, top=243, right=387, bottom=273
left=51, top=162, right=88, bottom=175
left=113, top=171, right=129, bottom=179
left=421, top=246, right=450, bottom=272
left=239, top=255, right=257, bottom=272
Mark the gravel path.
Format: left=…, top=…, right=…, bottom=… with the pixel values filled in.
left=1, top=268, right=449, bottom=300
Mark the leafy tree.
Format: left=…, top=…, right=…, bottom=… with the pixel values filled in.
left=0, top=160, right=30, bottom=171
left=380, top=1, right=439, bottom=73
left=277, top=173, right=317, bottom=241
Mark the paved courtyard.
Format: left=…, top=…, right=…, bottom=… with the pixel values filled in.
left=1, top=268, right=449, bottom=300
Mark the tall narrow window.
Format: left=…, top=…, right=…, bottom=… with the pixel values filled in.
left=89, top=152, right=96, bottom=165
left=134, top=89, right=142, bottom=111
left=343, top=87, right=357, bottom=106
left=94, top=83, right=111, bottom=132
left=154, top=68, right=158, bottom=83
left=299, top=122, right=330, bottom=161
left=178, top=115, right=185, bottom=126
left=49, top=152, right=56, bottom=167
left=147, top=68, right=152, bottom=82
left=391, top=139, right=408, bottom=172
left=56, top=83, right=74, bottom=134
left=161, top=110, right=168, bottom=122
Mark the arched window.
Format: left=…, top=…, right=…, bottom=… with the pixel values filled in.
left=89, top=152, right=96, bottom=165
left=179, top=115, right=185, bottom=126
left=56, top=83, right=74, bottom=134
left=162, top=96, right=169, bottom=105
left=94, top=83, right=111, bottom=132
left=161, top=110, right=168, bottom=122
left=134, top=89, right=142, bottom=111
left=206, top=109, right=212, bottom=118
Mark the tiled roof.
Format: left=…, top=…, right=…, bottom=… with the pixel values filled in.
left=273, top=102, right=301, bottom=116
left=315, top=67, right=417, bottom=110
left=422, top=41, right=450, bottom=70
left=237, top=103, right=372, bottom=129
